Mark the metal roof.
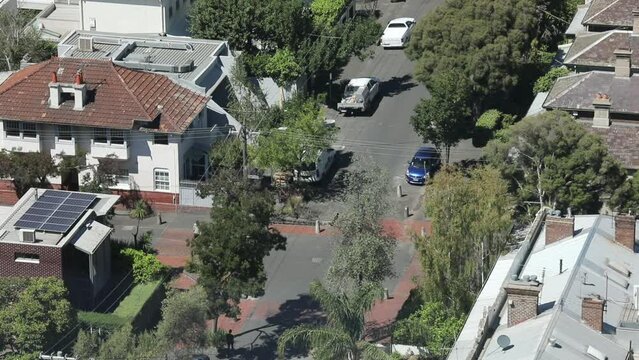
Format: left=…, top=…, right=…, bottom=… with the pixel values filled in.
left=73, top=220, right=112, bottom=255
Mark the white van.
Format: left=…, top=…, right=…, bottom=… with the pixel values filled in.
left=294, top=148, right=336, bottom=183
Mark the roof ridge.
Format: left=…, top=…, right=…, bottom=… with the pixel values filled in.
left=0, top=59, right=52, bottom=96
left=111, top=63, right=155, bottom=123
left=544, top=72, right=593, bottom=107
left=564, top=31, right=615, bottom=64
left=583, top=0, right=622, bottom=24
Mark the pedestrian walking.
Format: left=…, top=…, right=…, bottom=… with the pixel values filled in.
left=226, top=329, right=234, bottom=350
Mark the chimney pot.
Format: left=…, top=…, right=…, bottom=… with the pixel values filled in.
left=74, top=70, right=83, bottom=85
left=545, top=214, right=575, bottom=245
left=582, top=297, right=605, bottom=333
left=614, top=214, right=637, bottom=252
left=50, top=71, right=57, bottom=83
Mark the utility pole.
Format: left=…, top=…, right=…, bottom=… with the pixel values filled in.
left=242, top=125, right=248, bottom=179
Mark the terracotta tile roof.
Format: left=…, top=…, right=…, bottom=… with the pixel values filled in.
left=583, top=0, right=635, bottom=28
left=0, top=58, right=208, bottom=133
left=586, top=123, right=639, bottom=169
left=564, top=31, right=639, bottom=69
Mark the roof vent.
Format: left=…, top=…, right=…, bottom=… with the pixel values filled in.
left=19, top=229, right=36, bottom=243
left=78, top=36, right=94, bottom=52
left=586, top=345, right=606, bottom=360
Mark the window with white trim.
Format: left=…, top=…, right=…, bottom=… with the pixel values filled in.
left=154, top=169, right=170, bottom=191
left=93, top=128, right=127, bottom=145
left=111, top=129, right=125, bottom=145
left=57, top=125, right=73, bottom=141
left=14, top=252, right=40, bottom=264
left=22, top=123, right=36, bottom=138
left=94, top=128, right=108, bottom=143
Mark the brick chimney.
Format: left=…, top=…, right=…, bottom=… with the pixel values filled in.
left=72, top=70, right=87, bottom=111
left=592, top=93, right=611, bottom=128
left=505, top=276, right=542, bottom=327
left=614, top=48, right=632, bottom=78
left=614, top=215, right=637, bottom=252
left=545, top=214, right=575, bottom=245
left=633, top=8, right=639, bottom=35
left=582, top=296, right=605, bottom=332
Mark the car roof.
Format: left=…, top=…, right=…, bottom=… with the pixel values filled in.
left=413, top=146, right=439, bottom=159
left=388, top=17, right=415, bottom=25
left=348, top=78, right=375, bottom=87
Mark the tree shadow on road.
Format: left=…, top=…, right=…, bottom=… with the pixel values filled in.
left=301, top=150, right=354, bottom=203
left=381, top=75, right=417, bottom=98
left=218, top=295, right=325, bottom=360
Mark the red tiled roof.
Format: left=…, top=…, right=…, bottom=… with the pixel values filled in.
left=0, top=58, right=208, bottom=133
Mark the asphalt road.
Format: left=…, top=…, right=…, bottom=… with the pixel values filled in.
left=324, top=0, right=482, bottom=215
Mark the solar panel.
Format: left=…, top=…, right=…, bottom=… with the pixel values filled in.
left=14, top=190, right=97, bottom=234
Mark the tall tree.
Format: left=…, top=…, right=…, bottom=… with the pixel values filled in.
left=277, top=281, right=391, bottom=360
left=328, top=160, right=396, bottom=290
left=189, top=178, right=286, bottom=329
left=420, top=166, right=513, bottom=312
left=265, top=48, right=302, bottom=107
left=609, top=176, right=639, bottom=215
left=411, top=71, right=473, bottom=163
left=0, top=9, right=56, bottom=71
left=156, top=287, right=209, bottom=349
left=485, top=111, right=626, bottom=214
left=405, top=0, right=537, bottom=112
left=0, top=278, right=76, bottom=355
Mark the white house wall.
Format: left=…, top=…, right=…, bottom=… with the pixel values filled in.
left=81, top=0, right=164, bottom=34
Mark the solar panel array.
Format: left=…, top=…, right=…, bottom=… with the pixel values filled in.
left=14, top=190, right=97, bottom=233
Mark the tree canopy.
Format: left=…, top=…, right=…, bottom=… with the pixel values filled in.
left=485, top=111, right=626, bottom=214
left=0, top=10, right=57, bottom=71
left=406, top=0, right=538, bottom=110
left=0, top=151, right=58, bottom=197
left=156, top=287, right=209, bottom=349
left=277, top=281, right=391, bottom=360
left=251, top=96, right=336, bottom=172
left=420, top=166, right=513, bottom=312
left=189, top=176, right=286, bottom=328
left=0, top=277, right=76, bottom=356
left=410, top=70, right=473, bottom=163
left=609, top=176, right=639, bottom=215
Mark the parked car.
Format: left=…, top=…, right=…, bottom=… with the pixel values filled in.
left=380, top=18, right=416, bottom=48
left=337, top=77, right=380, bottom=115
left=294, top=148, right=336, bottom=183
left=405, top=147, right=441, bottom=185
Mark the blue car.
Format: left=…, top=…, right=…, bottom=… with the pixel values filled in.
left=405, top=147, right=441, bottom=185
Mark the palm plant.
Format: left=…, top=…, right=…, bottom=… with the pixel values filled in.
left=129, top=199, right=151, bottom=248
left=277, top=281, right=392, bottom=360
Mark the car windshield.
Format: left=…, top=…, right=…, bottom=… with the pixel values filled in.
left=410, top=158, right=437, bottom=169
left=344, top=85, right=359, bottom=97
left=388, top=23, right=407, bottom=28
left=299, top=161, right=317, bottom=171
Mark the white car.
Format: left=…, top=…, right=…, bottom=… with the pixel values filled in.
left=380, top=17, right=415, bottom=48
left=337, top=77, right=381, bottom=114
left=293, top=148, right=336, bottom=183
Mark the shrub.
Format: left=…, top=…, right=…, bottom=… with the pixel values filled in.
left=120, top=249, right=167, bottom=283
left=533, top=66, right=571, bottom=95
left=473, top=110, right=517, bottom=147
left=476, top=109, right=502, bottom=130
left=310, top=0, right=349, bottom=29
left=78, top=311, right=128, bottom=331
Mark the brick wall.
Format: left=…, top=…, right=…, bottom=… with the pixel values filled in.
left=545, top=216, right=574, bottom=245
left=615, top=215, right=636, bottom=252
left=0, top=242, right=63, bottom=278
left=0, top=179, right=18, bottom=205
left=505, top=283, right=542, bottom=327
left=112, top=189, right=178, bottom=210
left=582, top=297, right=604, bottom=332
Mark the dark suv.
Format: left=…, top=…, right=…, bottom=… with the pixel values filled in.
left=405, top=147, right=441, bottom=185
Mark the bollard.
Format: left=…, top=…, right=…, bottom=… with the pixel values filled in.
left=420, top=226, right=426, bottom=237
left=315, top=220, right=321, bottom=234
left=384, top=288, right=389, bottom=300
left=156, top=212, right=162, bottom=225
left=404, top=206, right=410, bottom=218
left=396, top=184, right=402, bottom=198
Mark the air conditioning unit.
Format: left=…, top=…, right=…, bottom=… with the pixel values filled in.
left=19, top=229, right=36, bottom=243
left=78, top=36, right=94, bottom=52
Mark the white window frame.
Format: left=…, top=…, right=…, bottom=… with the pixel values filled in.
left=14, top=252, right=40, bottom=264
left=4, top=121, right=38, bottom=139
left=154, top=168, right=170, bottom=191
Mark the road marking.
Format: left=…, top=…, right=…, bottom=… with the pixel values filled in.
left=312, top=257, right=323, bottom=263
left=121, top=225, right=134, bottom=231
